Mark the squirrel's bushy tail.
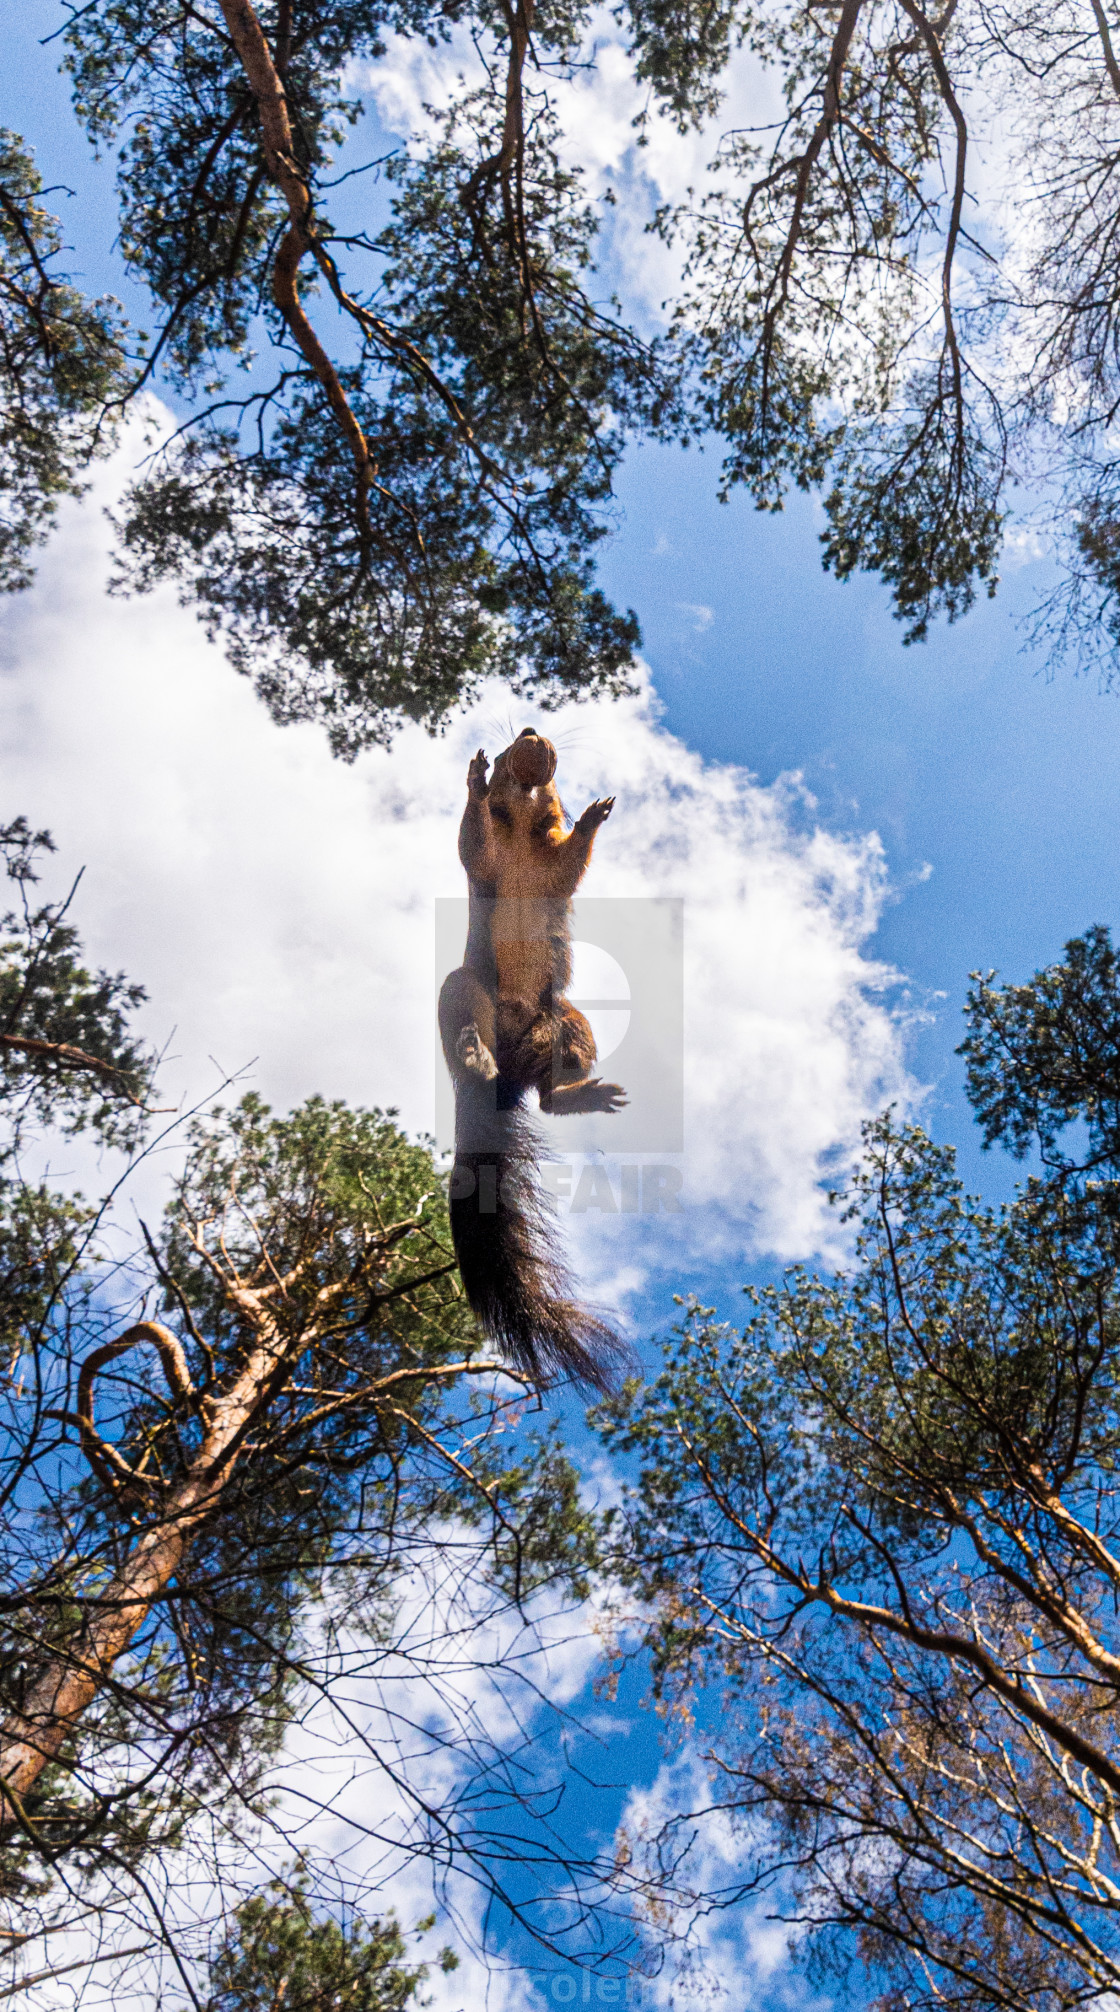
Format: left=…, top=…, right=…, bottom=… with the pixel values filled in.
left=450, top=1090, right=626, bottom=1392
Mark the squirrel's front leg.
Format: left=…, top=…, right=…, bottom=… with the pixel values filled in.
left=458, top=749, right=498, bottom=879
left=549, top=796, right=615, bottom=893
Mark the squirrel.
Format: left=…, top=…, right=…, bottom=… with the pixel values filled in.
left=438, top=728, right=628, bottom=1390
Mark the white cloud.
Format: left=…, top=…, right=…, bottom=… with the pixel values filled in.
left=0, top=428, right=914, bottom=1307
left=354, top=6, right=784, bottom=324
left=0, top=439, right=910, bottom=2012
left=531, top=715, right=914, bottom=1296
left=612, top=1748, right=833, bottom=2011
left=675, top=603, right=714, bottom=633
left=22, top=1539, right=616, bottom=2012
left=259, top=1560, right=619, bottom=2008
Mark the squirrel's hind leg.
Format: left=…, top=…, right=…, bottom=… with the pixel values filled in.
left=439, top=966, right=498, bottom=1083
left=457, top=1025, right=498, bottom=1081
left=499, top=1000, right=596, bottom=1100
left=554, top=1003, right=598, bottom=1086
left=540, top=1078, right=628, bottom=1114
left=535, top=1005, right=628, bottom=1114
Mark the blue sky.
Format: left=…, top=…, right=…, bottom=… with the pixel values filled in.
left=12, top=0, right=1120, bottom=1108
left=12, top=0, right=1119, bottom=1220
left=5, top=9, right=1120, bottom=2002
left=599, top=440, right=1120, bottom=1204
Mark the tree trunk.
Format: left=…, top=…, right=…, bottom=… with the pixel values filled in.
left=0, top=1326, right=283, bottom=1827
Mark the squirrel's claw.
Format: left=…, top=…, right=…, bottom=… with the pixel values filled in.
left=581, top=1079, right=628, bottom=1112
left=577, top=796, right=615, bottom=833
left=468, top=749, right=490, bottom=799
left=456, top=1024, right=499, bottom=1081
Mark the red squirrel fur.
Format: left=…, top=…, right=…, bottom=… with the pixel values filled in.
left=438, top=729, right=627, bottom=1389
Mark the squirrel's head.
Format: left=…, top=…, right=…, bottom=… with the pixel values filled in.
left=486, top=730, right=564, bottom=846
left=492, top=728, right=558, bottom=790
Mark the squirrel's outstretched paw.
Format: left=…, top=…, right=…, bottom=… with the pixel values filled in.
left=576, top=796, right=615, bottom=834
left=545, top=1078, right=628, bottom=1114
left=467, top=749, right=490, bottom=798
left=590, top=1079, right=628, bottom=1112
left=456, top=1024, right=498, bottom=1081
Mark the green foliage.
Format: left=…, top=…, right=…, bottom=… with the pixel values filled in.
left=599, top=934, right=1120, bottom=2011
left=2, top=1088, right=598, bottom=1855
left=821, top=377, right=1004, bottom=643
left=671, top=0, right=955, bottom=583
left=7, top=0, right=1120, bottom=709
left=55, top=0, right=673, bottom=751
left=0, top=816, right=153, bottom=1146
left=206, top=1881, right=451, bottom=2012
left=0, top=824, right=601, bottom=1985
left=961, top=923, right=1120, bottom=1173
left=0, top=129, right=127, bottom=591
left=656, top=0, right=1120, bottom=664
left=619, top=0, right=751, bottom=130
left=10, top=0, right=1120, bottom=719
left=1073, top=497, right=1120, bottom=659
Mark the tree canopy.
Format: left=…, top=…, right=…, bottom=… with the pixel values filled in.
left=599, top=928, right=1120, bottom=2012
left=0, top=822, right=618, bottom=2000
left=7, top=0, right=1120, bottom=747
left=0, top=131, right=126, bottom=596
left=204, top=1878, right=457, bottom=2012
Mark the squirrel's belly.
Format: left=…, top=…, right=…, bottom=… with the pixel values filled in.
left=493, top=938, right=554, bottom=1005
left=491, top=891, right=567, bottom=1006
